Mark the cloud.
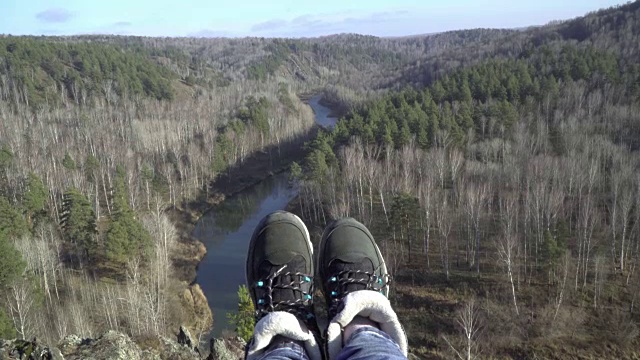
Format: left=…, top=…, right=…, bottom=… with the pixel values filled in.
left=251, top=19, right=287, bottom=32
left=249, top=10, right=416, bottom=37
left=36, top=8, right=73, bottom=23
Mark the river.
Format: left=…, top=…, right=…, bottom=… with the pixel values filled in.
left=191, top=94, right=337, bottom=337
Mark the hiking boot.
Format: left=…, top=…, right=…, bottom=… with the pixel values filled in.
left=318, top=218, right=407, bottom=358
left=318, top=218, right=391, bottom=317
left=245, top=211, right=321, bottom=360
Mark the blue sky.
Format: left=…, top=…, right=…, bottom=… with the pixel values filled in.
left=0, top=0, right=626, bottom=38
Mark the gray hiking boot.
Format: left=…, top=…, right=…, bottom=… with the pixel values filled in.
left=318, top=218, right=407, bottom=359
left=245, top=211, right=321, bottom=360
left=318, top=218, right=391, bottom=317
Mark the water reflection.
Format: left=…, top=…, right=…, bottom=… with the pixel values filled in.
left=192, top=173, right=297, bottom=336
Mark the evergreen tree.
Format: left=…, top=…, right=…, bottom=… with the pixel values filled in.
left=0, top=197, right=29, bottom=240
left=0, top=231, right=25, bottom=288
left=382, top=124, right=395, bottom=151
left=211, top=133, right=231, bottom=175
left=241, top=96, right=271, bottom=136
left=0, top=145, right=13, bottom=192
left=362, top=125, right=375, bottom=145
left=498, top=100, right=518, bottom=129
left=390, top=193, right=421, bottom=261
left=289, top=162, right=303, bottom=182
left=541, top=229, right=566, bottom=271
left=417, top=124, right=430, bottom=149
left=227, top=285, right=255, bottom=342
left=456, top=102, right=475, bottom=130
left=306, top=150, right=329, bottom=180
left=84, top=154, right=100, bottom=183
left=460, top=77, right=473, bottom=103
left=105, top=175, right=152, bottom=265
left=0, top=308, right=16, bottom=339
left=432, top=81, right=446, bottom=103
left=0, top=145, right=13, bottom=170
left=61, top=188, right=97, bottom=259
left=396, top=119, right=411, bottom=149
left=23, top=173, right=48, bottom=223
left=62, top=153, right=76, bottom=171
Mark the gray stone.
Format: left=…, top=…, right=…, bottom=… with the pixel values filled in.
left=177, top=325, right=195, bottom=349
left=206, top=337, right=245, bottom=360
left=1, top=328, right=205, bottom=360
left=0, top=338, right=54, bottom=359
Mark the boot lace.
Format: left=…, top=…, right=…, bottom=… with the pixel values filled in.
left=325, top=267, right=392, bottom=316
left=253, top=265, right=315, bottom=322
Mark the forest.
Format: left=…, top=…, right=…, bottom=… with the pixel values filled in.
left=1, top=0, right=640, bottom=358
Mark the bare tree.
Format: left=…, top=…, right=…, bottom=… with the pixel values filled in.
left=497, top=234, right=519, bottom=316
left=419, top=170, right=437, bottom=268
left=463, top=182, right=490, bottom=273
left=553, top=252, right=571, bottom=322
left=6, top=280, right=36, bottom=340
left=436, top=193, right=453, bottom=280
left=443, top=297, right=483, bottom=360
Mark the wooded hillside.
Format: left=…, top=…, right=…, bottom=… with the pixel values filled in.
left=1, top=1, right=639, bottom=358
left=293, top=2, right=640, bottom=358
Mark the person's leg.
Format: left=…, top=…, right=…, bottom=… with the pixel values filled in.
left=244, top=211, right=321, bottom=360
left=318, top=218, right=408, bottom=360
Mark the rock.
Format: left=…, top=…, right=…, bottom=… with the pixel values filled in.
left=61, top=330, right=142, bottom=360
left=210, top=338, right=235, bottom=360
left=177, top=325, right=194, bottom=349
left=57, top=330, right=202, bottom=360
left=206, top=337, right=245, bottom=360
left=0, top=337, right=53, bottom=359
left=181, top=284, right=213, bottom=343
left=58, top=334, right=83, bottom=354
left=1, top=328, right=206, bottom=360
left=157, top=336, right=200, bottom=360
left=50, top=347, right=65, bottom=360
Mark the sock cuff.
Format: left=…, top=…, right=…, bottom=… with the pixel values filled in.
left=246, top=311, right=321, bottom=360
left=325, top=290, right=408, bottom=359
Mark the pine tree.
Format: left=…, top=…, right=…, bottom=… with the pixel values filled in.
left=0, top=197, right=29, bottom=240
left=417, top=124, right=430, bottom=149
left=212, top=133, right=232, bottom=175
left=227, top=285, right=255, bottom=342
left=23, top=173, right=48, bottom=224
left=306, top=150, right=329, bottom=180
left=84, top=154, right=100, bottom=183
left=290, top=162, right=303, bottom=182
left=61, top=188, right=97, bottom=260
left=0, top=145, right=13, bottom=169
left=432, top=81, right=446, bottom=103
left=105, top=175, right=152, bottom=265
left=390, top=193, right=421, bottom=262
left=396, top=119, right=411, bottom=149
left=0, top=308, right=16, bottom=339
left=460, top=77, right=473, bottom=103
left=0, top=231, right=25, bottom=289
left=62, top=153, right=76, bottom=170
left=456, top=102, right=475, bottom=130
left=0, top=145, right=13, bottom=194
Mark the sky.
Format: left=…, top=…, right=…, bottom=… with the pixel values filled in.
left=0, top=0, right=628, bottom=38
